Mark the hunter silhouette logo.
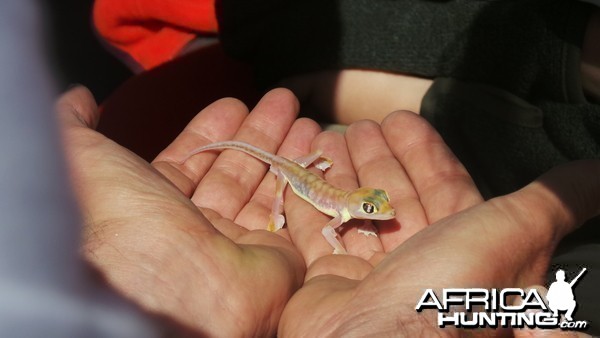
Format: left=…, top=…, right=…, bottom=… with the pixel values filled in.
left=415, top=267, right=589, bottom=330
left=546, top=268, right=586, bottom=322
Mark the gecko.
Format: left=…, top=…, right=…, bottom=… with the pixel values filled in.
left=182, top=141, right=396, bottom=254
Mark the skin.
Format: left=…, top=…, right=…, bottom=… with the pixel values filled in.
left=282, top=8, right=600, bottom=124
left=60, top=86, right=308, bottom=336
left=58, top=86, right=598, bottom=337
left=178, top=140, right=395, bottom=254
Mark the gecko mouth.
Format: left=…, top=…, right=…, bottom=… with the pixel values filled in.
left=370, top=212, right=396, bottom=220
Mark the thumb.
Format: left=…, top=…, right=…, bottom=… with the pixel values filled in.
left=55, top=85, right=100, bottom=129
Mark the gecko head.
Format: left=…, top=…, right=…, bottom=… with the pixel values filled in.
left=346, top=187, right=396, bottom=220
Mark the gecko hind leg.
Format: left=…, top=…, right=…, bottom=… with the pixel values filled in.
left=267, top=167, right=287, bottom=232
left=322, top=216, right=347, bottom=254
left=294, top=150, right=333, bottom=171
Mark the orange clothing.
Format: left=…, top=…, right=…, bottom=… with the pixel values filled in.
left=93, top=0, right=218, bottom=70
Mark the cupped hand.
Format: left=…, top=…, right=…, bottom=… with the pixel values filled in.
left=58, top=86, right=314, bottom=336
left=57, top=85, right=599, bottom=337
left=279, top=111, right=600, bottom=337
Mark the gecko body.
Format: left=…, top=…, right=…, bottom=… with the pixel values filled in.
left=183, top=141, right=395, bottom=253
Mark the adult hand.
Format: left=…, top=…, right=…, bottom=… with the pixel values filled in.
left=58, top=86, right=315, bottom=336
left=279, top=111, right=600, bottom=337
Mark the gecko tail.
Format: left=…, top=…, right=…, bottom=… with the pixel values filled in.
left=179, top=141, right=274, bottom=165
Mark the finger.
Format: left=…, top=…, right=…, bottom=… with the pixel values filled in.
left=285, top=130, right=382, bottom=264
left=315, top=131, right=385, bottom=258
left=55, top=85, right=100, bottom=129
left=346, top=119, right=428, bottom=251
left=381, top=111, right=482, bottom=223
left=282, top=136, right=336, bottom=263
left=234, top=118, right=321, bottom=232
left=285, top=132, right=346, bottom=266
left=401, top=160, right=600, bottom=287
left=192, top=88, right=300, bottom=220
left=153, top=97, right=249, bottom=195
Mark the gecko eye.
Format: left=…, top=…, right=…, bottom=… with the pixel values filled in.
left=362, top=202, right=376, bottom=214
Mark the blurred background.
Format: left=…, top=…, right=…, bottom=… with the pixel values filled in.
left=44, top=0, right=131, bottom=103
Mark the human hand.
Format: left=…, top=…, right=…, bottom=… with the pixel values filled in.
left=278, top=111, right=600, bottom=337
left=57, top=87, right=319, bottom=336
left=58, top=85, right=598, bottom=337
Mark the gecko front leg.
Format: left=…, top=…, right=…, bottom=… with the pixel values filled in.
left=321, top=216, right=347, bottom=254
left=357, top=223, right=378, bottom=237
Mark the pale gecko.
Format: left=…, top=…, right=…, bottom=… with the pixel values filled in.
left=182, top=141, right=396, bottom=254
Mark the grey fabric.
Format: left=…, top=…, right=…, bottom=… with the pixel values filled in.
left=219, top=0, right=592, bottom=102
left=422, top=77, right=600, bottom=332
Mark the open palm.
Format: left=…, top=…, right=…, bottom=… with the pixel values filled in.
left=59, top=87, right=598, bottom=337
left=59, top=87, right=313, bottom=336
left=278, top=111, right=599, bottom=337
